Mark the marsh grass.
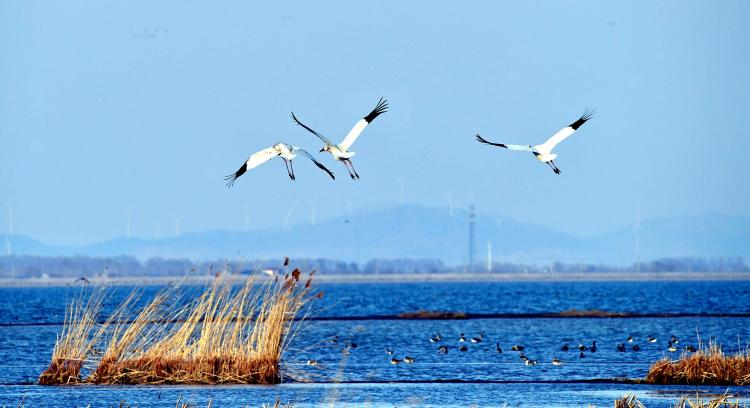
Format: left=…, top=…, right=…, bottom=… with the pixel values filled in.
left=645, top=343, right=750, bottom=386
left=611, top=393, right=743, bottom=408
left=38, top=288, right=109, bottom=384
left=41, top=268, right=316, bottom=385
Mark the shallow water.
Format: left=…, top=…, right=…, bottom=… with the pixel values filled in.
left=0, top=280, right=748, bottom=407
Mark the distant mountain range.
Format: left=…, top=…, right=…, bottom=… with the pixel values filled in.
left=2, top=205, right=748, bottom=265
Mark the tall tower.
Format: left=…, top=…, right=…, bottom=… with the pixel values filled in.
left=468, top=205, right=476, bottom=272
left=487, top=241, right=493, bottom=272
left=635, top=205, right=641, bottom=273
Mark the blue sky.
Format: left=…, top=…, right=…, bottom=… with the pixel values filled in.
left=1, top=1, right=749, bottom=246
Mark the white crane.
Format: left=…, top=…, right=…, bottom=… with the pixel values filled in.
left=291, top=98, right=388, bottom=179
left=224, top=142, right=334, bottom=187
left=475, top=108, right=594, bottom=174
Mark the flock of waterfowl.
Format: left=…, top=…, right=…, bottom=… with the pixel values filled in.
left=377, top=333, right=694, bottom=366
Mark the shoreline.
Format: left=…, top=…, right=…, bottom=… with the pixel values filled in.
left=1, top=271, right=749, bottom=287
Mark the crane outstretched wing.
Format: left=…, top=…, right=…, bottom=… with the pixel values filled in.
left=292, top=147, right=335, bottom=180
left=291, top=112, right=334, bottom=145
left=339, top=98, right=388, bottom=151
left=224, top=146, right=278, bottom=187
left=475, top=134, right=533, bottom=151
left=538, top=107, right=594, bottom=153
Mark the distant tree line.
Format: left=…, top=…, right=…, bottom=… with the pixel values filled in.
left=0, top=255, right=747, bottom=279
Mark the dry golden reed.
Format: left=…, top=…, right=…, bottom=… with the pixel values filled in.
left=610, top=393, right=742, bottom=408
left=645, top=343, right=750, bottom=386
left=40, top=269, right=316, bottom=385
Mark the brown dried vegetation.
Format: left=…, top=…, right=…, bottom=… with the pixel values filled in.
left=39, top=269, right=316, bottom=385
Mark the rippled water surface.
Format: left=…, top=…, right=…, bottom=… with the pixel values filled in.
left=0, top=280, right=748, bottom=407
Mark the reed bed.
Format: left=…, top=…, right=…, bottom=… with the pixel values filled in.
left=38, top=288, right=109, bottom=385
left=40, top=268, right=317, bottom=385
left=645, top=343, right=750, bottom=386
left=610, top=393, right=743, bottom=408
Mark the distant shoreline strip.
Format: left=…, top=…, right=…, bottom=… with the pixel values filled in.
left=3, top=312, right=750, bottom=327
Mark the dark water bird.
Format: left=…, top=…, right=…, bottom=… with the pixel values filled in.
left=525, top=359, right=538, bottom=366
left=329, top=336, right=339, bottom=344
left=579, top=351, right=585, bottom=358
left=458, top=333, right=467, bottom=342
left=459, top=345, right=468, bottom=352
left=671, top=335, right=679, bottom=344
left=627, top=335, right=634, bottom=343
left=438, top=345, right=448, bottom=354
left=470, top=334, right=483, bottom=343
left=617, top=343, right=626, bottom=352
left=667, top=342, right=677, bottom=352
left=496, top=343, right=502, bottom=353
left=306, top=359, right=319, bottom=366
left=519, top=354, right=528, bottom=361
left=647, top=335, right=657, bottom=343
left=386, top=348, right=394, bottom=355
left=225, top=143, right=334, bottom=186
left=348, top=343, right=358, bottom=349
left=429, top=334, right=442, bottom=343
left=511, top=345, right=524, bottom=351
left=390, top=358, right=402, bottom=364
left=404, top=356, right=415, bottom=364
left=632, top=344, right=640, bottom=351
left=292, top=98, right=388, bottom=180
left=561, top=344, right=569, bottom=351
left=552, top=357, right=563, bottom=366
left=590, top=341, right=597, bottom=353
left=475, top=108, right=594, bottom=175
left=685, top=345, right=697, bottom=352
left=578, top=344, right=587, bottom=351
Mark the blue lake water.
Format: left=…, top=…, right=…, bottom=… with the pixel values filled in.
left=0, top=280, right=748, bottom=407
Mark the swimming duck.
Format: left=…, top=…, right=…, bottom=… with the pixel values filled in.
left=578, top=344, right=587, bottom=351
left=647, top=336, right=657, bottom=343
left=458, top=333, right=467, bottom=342
left=685, top=345, right=697, bottom=352
left=495, top=343, right=502, bottom=353
left=579, top=351, right=585, bottom=358
left=519, top=353, right=528, bottom=361
left=438, top=345, right=448, bottom=354
left=386, top=348, right=394, bottom=355
left=632, top=344, right=640, bottom=351
left=307, top=359, right=319, bottom=366
left=525, top=359, right=538, bottom=366
left=470, top=334, right=483, bottom=343
left=511, top=345, right=524, bottom=351
left=404, top=356, right=415, bottom=364
left=390, top=358, right=402, bottom=364
left=459, top=345, right=468, bottom=352
left=561, top=344, right=569, bottom=351
left=671, top=335, right=679, bottom=344
left=552, top=357, right=563, bottom=366
left=667, top=342, right=677, bottom=352
left=627, top=335, right=634, bottom=343
left=429, top=334, right=442, bottom=343
left=617, top=343, right=626, bottom=352
left=590, top=341, right=597, bottom=353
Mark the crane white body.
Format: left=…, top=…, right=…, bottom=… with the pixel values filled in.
left=476, top=108, right=594, bottom=174
left=291, top=98, right=388, bottom=179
